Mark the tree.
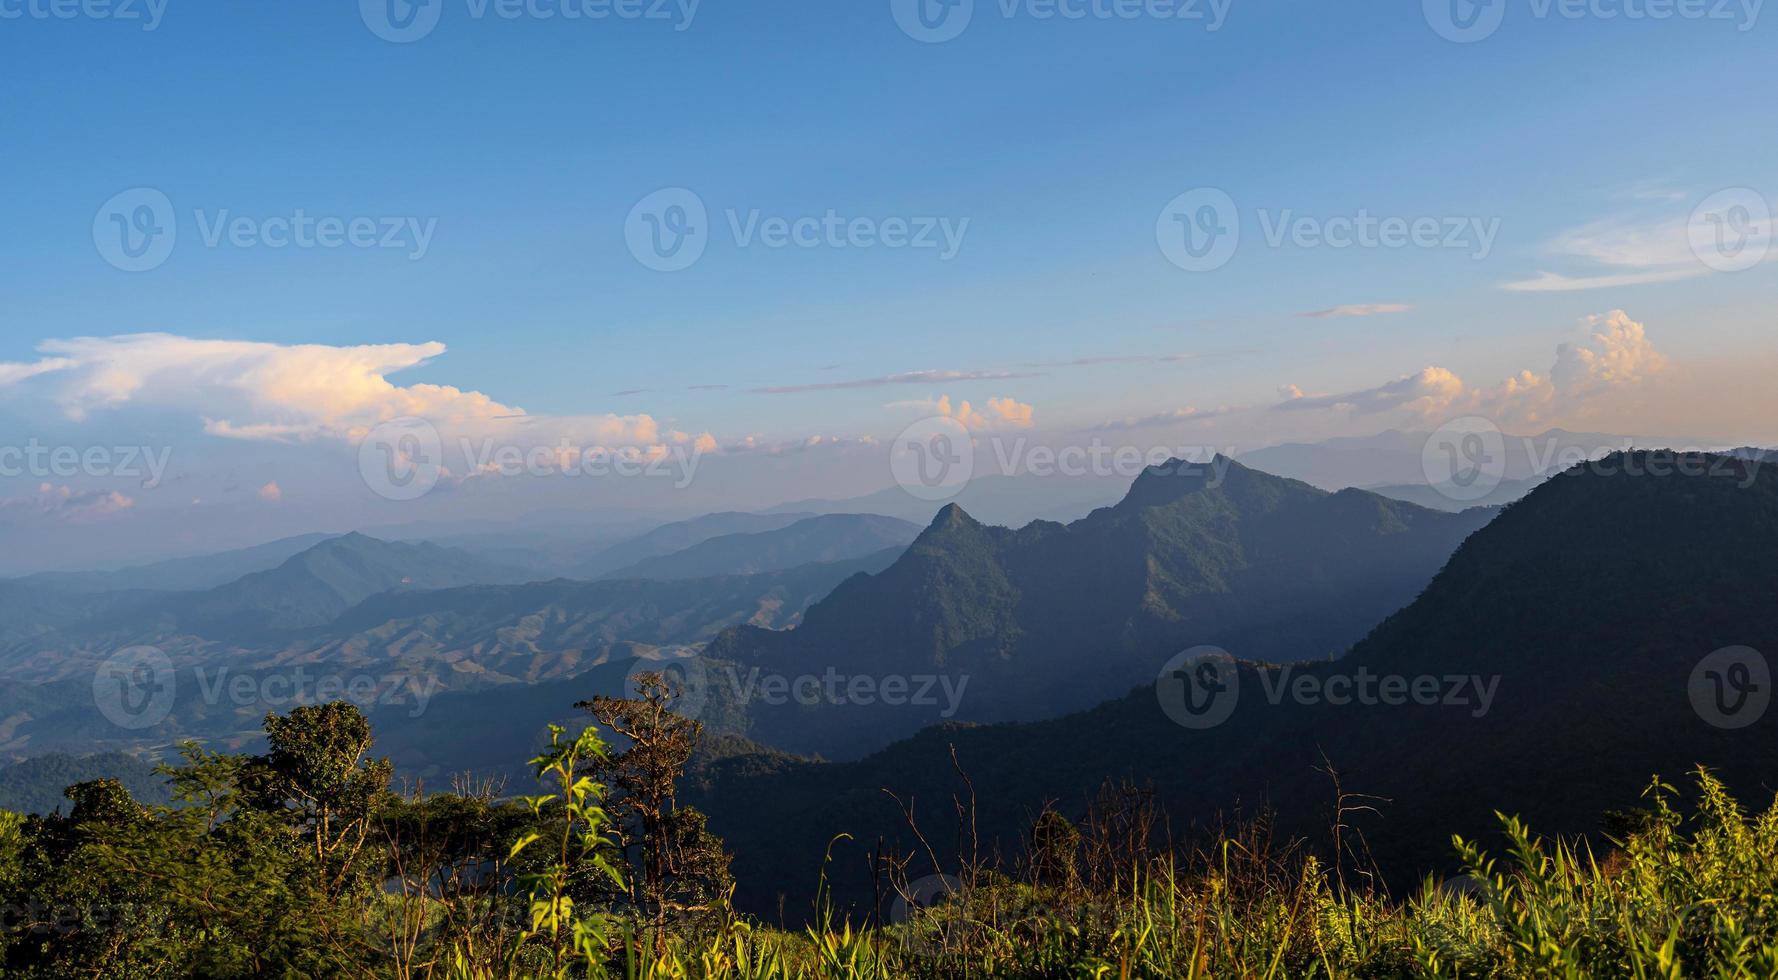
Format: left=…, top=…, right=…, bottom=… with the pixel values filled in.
left=258, top=702, right=395, bottom=905
left=576, top=672, right=732, bottom=923
left=1029, top=809, right=1082, bottom=890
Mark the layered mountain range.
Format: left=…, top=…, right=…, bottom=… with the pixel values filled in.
left=710, top=457, right=1494, bottom=757
left=686, top=451, right=1778, bottom=915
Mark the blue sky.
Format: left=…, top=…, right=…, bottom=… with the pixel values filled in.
left=1, top=0, right=1775, bottom=567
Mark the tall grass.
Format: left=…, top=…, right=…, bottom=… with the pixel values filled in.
left=458, top=768, right=1778, bottom=979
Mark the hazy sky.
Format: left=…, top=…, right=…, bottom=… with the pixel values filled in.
left=2, top=0, right=1774, bottom=570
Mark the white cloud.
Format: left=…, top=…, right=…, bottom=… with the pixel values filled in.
left=1275, top=366, right=1466, bottom=417
left=720, top=434, right=878, bottom=455
left=1499, top=268, right=1701, bottom=292
left=1550, top=309, right=1667, bottom=398
left=1277, top=311, right=1667, bottom=428
left=1298, top=303, right=1413, bottom=318
left=0, top=357, right=77, bottom=386
left=962, top=396, right=1035, bottom=430
left=753, top=369, right=1037, bottom=394
left=894, top=394, right=1036, bottom=431
left=1499, top=197, right=1770, bottom=292
left=1084, top=406, right=1233, bottom=432
left=0, top=333, right=709, bottom=461
left=0, top=484, right=135, bottom=522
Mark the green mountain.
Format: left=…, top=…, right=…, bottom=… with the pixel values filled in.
left=604, top=514, right=920, bottom=581
left=710, top=457, right=1493, bottom=758
left=687, top=451, right=1778, bottom=916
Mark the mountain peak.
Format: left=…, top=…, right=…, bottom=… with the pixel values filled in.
left=927, top=502, right=980, bottom=531
left=1118, top=455, right=1240, bottom=509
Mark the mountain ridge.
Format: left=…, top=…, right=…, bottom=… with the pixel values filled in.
left=689, top=450, right=1778, bottom=916
left=709, top=455, right=1494, bottom=758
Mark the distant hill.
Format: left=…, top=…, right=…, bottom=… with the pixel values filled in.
left=0, top=581, right=163, bottom=654
left=0, top=752, right=171, bottom=815
left=146, top=533, right=538, bottom=635
left=571, top=512, right=817, bottom=579
left=710, top=457, right=1493, bottom=758
left=13, top=533, right=340, bottom=594
left=0, top=550, right=904, bottom=757
left=689, top=451, right=1778, bottom=917
left=1366, top=474, right=1543, bottom=512
left=1239, top=428, right=1645, bottom=490
left=303, top=547, right=905, bottom=683
left=762, top=473, right=1127, bottom=529
left=604, top=514, right=920, bottom=581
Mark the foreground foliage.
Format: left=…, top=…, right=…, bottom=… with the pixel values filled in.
left=5, top=689, right=1778, bottom=977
